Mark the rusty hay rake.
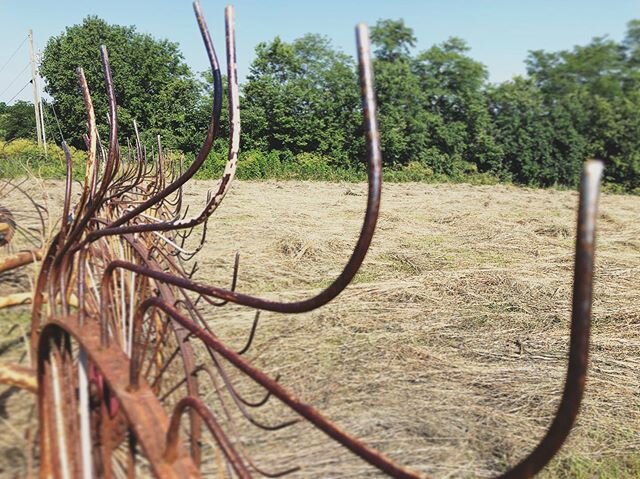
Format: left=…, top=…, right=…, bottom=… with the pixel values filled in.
left=0, top=2, right=605, bottom=478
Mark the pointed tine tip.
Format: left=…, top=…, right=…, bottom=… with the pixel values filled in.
left=585, top=158, right=604, bottom=178
left=355, top=24, right=371, bottom=56
left=356, top=23, right=369, bottom=37
left=582, top=159, right=604, bottom=199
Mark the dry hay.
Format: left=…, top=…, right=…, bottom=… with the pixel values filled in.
left=1, top=179, right=639, bottom=477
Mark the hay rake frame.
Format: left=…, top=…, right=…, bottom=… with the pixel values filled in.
left=0, top=2, right=604, bottom=478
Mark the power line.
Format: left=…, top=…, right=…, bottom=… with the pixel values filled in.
left=0, top=36, right=28, bottom=75
left=0, top=62, right=31, bottom=99
left=48, top=102, right=65, bottom=143
left=4, top=79, right=33, bottom=104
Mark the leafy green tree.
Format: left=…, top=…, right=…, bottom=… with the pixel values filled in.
left=414, top=37, right=502, bottom=175
left=525, top=23, right=640, bottom=190
left=0, top=101, right=37, bottom=141
left=370, top=19, right=416, bottom=61
left=488, top=77, right=586, bottom=187
left=242, top=34, right=362, bottom=165
left=370, top=19, right=433, bottom=168
left=40, top=16, right=201, bottom=151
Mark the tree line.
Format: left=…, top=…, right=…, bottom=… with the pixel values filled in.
left=2, top=16, right=639, bottom=192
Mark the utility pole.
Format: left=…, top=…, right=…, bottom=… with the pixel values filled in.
left=28, top=29, right=45, bottom=151
left=37, top=67, right=47, bottom=154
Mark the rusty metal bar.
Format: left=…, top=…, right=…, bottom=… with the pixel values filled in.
left=164, top=396, right=251, bottom=478
left=497, top=159, right=604, bottom=479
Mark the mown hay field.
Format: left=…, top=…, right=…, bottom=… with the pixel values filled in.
left=1, top=179, right=639, bottom=478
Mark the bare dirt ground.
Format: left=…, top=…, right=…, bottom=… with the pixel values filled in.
left=1, top=179, right=639, bottom=478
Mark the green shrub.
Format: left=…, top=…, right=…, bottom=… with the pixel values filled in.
left=291, top=153, right=335, bottom=180
left=385, top=161, right=435, bottom=182
left=0, top=139, right=85, bottom=179
left=236, top=150, right=283, bottom=179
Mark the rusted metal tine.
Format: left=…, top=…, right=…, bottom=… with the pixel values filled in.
left=82, top=0, right=224, bottom=240
left=176, top=219, right=209, bottom=261
left=196, top=251, right=240, bottom=307
left=496, top=159, right=604, bottom=479
left=191, top=364, right=300, bottom=477
left=192, top=363, right=278, bottom=410
left=157, top=135, right=166, bottom=190
left=165, top=396, right=251, bottom=478
left=102, top=48, right=120, bottom=179
left=77, top=247, right=88, bottom=325
left=54, top=47, right=121, bottom=263
left=59, top=142, right=73, bottom=240
left=137, top=295, right=295, bottom=430
left=237, top=311, right=260, bottom=355
left=82, top=3, right=240, bottom=242
left=98, top=21, right=380, bottom=315
left=76, top=68, right=98, bottom=204
left=123, top=296, right=420, bottom=478
left=237, top=374, right=280, bottom=409
left=201, top=346, right=300, bottom=431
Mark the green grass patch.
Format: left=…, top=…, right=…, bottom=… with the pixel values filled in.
left=544, top=454, right=640, bottom=479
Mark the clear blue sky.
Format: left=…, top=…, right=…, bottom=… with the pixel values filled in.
left=1, top=0, right=638, bottom=105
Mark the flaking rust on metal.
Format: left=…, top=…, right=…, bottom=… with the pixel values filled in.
left=0, top=1, right=605, bottom=477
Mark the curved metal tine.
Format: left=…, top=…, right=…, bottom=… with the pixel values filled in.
left=136, top=297, right=420, bottom=478
left=193, top=364, right=300, bottom=478
left=198, top=335, right=280, bottom=410
left=197, top=251, right=240, bottom=307
left=496, top=159, right=604, bottom=479
left=82, top=3, right=239, bottom=244
left=145, top=242, right=201, bottom=282
left=164, top=187, right=183, bottom=208
left=97, top=46, right=120, bottom=194
left=237, top=311, right=260, bottom=355
left=150, top=230, right=201, bottom=258
left=176, top=221, right=208, bottom=261
left=203, top=347, right=300, bottom=432
left=172, top=291, right=278, bottom=412
left=77, top=247, right=87, bottom=326
left=2, top=180, right=48, bottom=247
left=156, top=135, right=166, bottom=191
left=187, top=261, right=199, bottom=279
left=165, top=397, right=251, bottom=478
left=136, top=296, right=298, bottom=432
left=57, top=46, right=120, bottom=260
left=60, top=143, right=73, bottom=239
left=131, top=120, right=146, bottom=185
left=237, top=373, right=280, bottom=409
left=73, top=68, right=98, bottom=222
left=126, top=138, right=132, bottom=163
left=88, top=0, right=224, bottom=237
left=102, top=155, right=143, bottom=201
left=99, top=22, right=382, bottom=315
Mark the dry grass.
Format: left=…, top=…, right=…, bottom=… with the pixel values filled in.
left=1, top=179, right=639, bottom=477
